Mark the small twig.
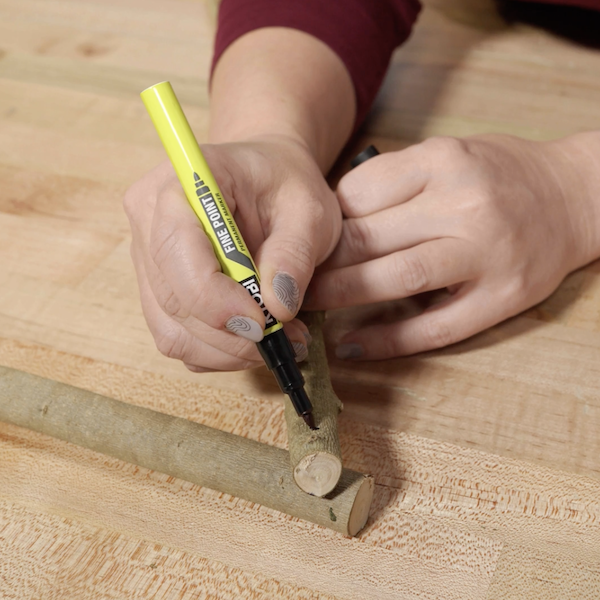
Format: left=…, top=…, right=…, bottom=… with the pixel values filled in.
left=284, top=311, right=344, bottom=497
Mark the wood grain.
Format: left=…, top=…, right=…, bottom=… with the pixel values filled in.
left=0, top=499, right=337, bottom=600
left=1, top=0, right=600, bottom=596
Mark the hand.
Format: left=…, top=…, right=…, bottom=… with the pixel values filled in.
left=124, top=135, right=342, bottom=371
left=305, top=134, right=599, bottom=359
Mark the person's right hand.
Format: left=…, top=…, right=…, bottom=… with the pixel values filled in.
left=123, top=135, right=341, bottom=372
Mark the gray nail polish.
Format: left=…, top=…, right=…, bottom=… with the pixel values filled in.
left=225, top=316, right=264, bottom=342
left=272, top=272, right=300, bottom=315
left=335, top=343, right=363, bottom=360
left=302, top=330, right=312, bottom=345
left=292, top=341, right=308, bottom=363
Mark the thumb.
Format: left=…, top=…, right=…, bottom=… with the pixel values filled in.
left=256, top=210, right=325, bottom=322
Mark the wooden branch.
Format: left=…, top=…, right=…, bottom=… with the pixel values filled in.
left=285, top=311, right=344, bottom=497
left=0, top=366, right=373, bottom=536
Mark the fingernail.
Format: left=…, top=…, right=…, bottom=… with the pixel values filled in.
left=225, top=316, right=264, bottom=342
left=292, top=341, right=308, bottom=363
left=272, top=272, right=300, bottom=315
left=336, top=343, right=363, bottom=360
left=302, top=330, right=312, bottom=345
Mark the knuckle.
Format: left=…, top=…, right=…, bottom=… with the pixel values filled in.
left=306, top=195, right=326, bottom=223
left=502, top=273, right=529, bottom=304
left=228, top=338, right=257, bottom=362
left=186, top=273, right=232, bottom=327
left=421, top=136, right=475, bottom=173
left=422, top=135, right=466, bottom=158
left=149, top=224, right=178, bottom=270
left=337, top=173, right=364, bottom=216
left=122, top=185, right=141, bottom=219
left=188, top=287, right=220, bottom=325
left=422, top=318, right=456, bottom=350
left=156, top=287, right=184, bottom=319
left=278, top=238, right=314, bottom=275
left=155, top=326, right=189, bottom=361
left=343, top=218, right=371, bottom=259
left=391, top=253, right=429, bottom=295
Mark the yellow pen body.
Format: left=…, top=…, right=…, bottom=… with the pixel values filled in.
left=140, top=81, right=282, bottom=336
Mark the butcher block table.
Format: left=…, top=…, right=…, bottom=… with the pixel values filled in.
left=1, top=0, right=600, bottom=598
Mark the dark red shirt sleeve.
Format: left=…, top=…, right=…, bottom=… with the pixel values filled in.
left=212, top=0, right=422, bottom=130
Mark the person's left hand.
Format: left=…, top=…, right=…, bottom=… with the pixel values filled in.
left=304, top=134, right=599, bottom=359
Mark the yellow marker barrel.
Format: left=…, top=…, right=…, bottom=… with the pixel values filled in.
left=141, top=82, right=281, bottom=336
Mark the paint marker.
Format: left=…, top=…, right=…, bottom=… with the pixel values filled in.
left=350, top=145, right=380, bottom=168
left=141, top=81, right=316, bottom=430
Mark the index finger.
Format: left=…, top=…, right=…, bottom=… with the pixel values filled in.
left=306, top=238, right=480, bottom=311
left=337, top=145, right=429, bottom=218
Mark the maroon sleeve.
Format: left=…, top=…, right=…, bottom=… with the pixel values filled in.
left=211, top=0, right=422, bottom=130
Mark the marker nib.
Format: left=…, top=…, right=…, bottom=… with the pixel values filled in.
left=302, top=412, right=318, bottom=430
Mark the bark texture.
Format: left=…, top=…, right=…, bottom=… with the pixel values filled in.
left=285, top=311, right=344, bottom=496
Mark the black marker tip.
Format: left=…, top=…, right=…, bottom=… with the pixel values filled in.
left=302, top=412, right=318, bottom=430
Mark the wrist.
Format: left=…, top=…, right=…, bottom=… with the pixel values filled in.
left=209, top=128, right=315, bottom=162
left=547, top=131, right=600, bottom=268
left=208, top=27, right=355, bottom=172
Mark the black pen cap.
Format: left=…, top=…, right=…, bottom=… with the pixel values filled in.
left=350, top=145, right=380, bottom=169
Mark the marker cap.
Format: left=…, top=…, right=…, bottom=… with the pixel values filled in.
left=350, top=145, right=380, bottom=169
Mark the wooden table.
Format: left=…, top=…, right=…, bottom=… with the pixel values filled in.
left=1, top=0, right=599, bottom=598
